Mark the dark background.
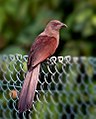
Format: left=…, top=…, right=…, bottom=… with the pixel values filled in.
left=0, top=0, right=96, bottom=56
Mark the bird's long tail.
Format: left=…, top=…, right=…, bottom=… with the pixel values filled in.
left=18, top=64, right=40, bottom=113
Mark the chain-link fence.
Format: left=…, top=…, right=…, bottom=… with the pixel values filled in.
left=0, top=54, right=96, bottom=119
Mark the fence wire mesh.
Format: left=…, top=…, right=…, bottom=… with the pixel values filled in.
left=0, top=54, right=96, bottom=119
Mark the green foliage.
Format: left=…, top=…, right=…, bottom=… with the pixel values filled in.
left=0, top=0, right=95, bottom=55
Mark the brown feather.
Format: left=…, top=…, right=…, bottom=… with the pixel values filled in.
left=18, top=64, right=40, bottom=113
left=27, top=35, right=57, bottom=70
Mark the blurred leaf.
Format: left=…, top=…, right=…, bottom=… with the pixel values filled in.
left=75, top=9, right=93, bottom=24
left=88, top=0, right=96, bottom=7
left=3, top=28, right=14, bottom=42
left=0, top=36, right=6, bottom=49
left=4, top=0, right=19, bottom=17
left=1, top=46, right=26, bottom=54
left=17, top=0, right=29, bottom=20
left=66, top=12, right=76, bottom=28
left=0, top=7, right=6, bottom=31
left=60, top=41, right=79, bottom=56
left=74, top=9, right=93, bottom=32
left=50, top=0, right=60, bottom=8
left=61, top=28, right=71, bottom=40
left=91, top=15, right=96, bottom=27
left=60, top=41, right=92, bottom=56
left=85, top=63, right=94, bottom=77
left=82, top=21, right=93, bottom=37
left=22, top=62, right=27, bottom=72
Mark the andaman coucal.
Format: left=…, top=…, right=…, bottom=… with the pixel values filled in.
left=18, top=20, right=67, bottom=113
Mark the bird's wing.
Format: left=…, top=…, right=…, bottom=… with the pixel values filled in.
left=27, top=35, right=57, bottom=71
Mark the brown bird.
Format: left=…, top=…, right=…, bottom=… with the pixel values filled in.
left=18, top=20, right=67, bottom=113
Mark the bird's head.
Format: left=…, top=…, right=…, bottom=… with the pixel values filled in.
left=46, top=20, right=67, bottom=31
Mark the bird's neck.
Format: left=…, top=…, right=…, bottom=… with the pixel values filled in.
left=39, top=29, right=59, bottom=48
left=40, top=28, right=59, bottom=42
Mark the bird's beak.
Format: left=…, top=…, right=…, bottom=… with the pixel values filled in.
left=61, top=23, right=68, bottom=28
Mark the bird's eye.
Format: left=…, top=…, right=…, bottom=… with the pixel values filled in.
left=52, top=22, right=60, bottom=27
